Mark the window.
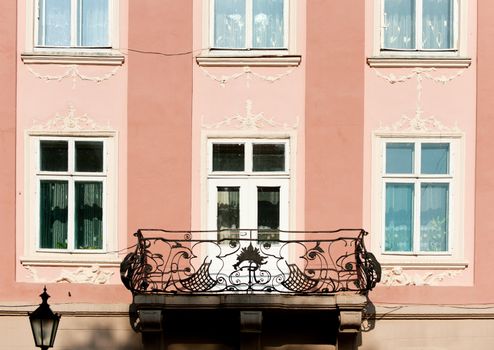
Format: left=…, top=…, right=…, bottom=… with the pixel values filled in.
left=211, top=0, right=288, bottom=50
left=382, top=140, right=456, bottom=254
left=381, top=0, right=456, bottom=51
left=36, top=0, right=111, bottom=48
left=35, top=137, right=109, bottom=251
left=207, top=139, right=289, bottom=241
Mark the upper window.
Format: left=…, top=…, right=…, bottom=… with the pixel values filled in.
left=211, top=0, right=288, bottom=50
left=36, top=137, right=108, bottom=251
left=382, top=140, right=455, bottom=254
left=36, top=0, right=111, bottom=48
left=381, top=0, right=457, bottom=52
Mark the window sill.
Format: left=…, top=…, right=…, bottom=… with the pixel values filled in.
left=20, top=255, right=121, bottom=267
left=367, top=56, right=472, bottom=68
left=379, top=258, right=469, bottom=270
left=21, top=51, right=125, bottom=65
left=196, top=55, right=302, bottom=67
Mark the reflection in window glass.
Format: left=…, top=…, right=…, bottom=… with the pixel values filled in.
left=422, top=0, right=454, bottom=49
left=420, top=183, right=448, bottom=251
left=385, top=183, right=414, bottom=252
left=40, top=181, right=68, bottom=249
left=383, top=0, right=415, bottom=50
left=75, top=141, right=104, bottom=172
left=421, top=143, right=449, bottom=174
left=40, top=141, right=68, bottom=171
left=39, top=0, right=72, bottom=46
left=214, top=0, right=246, bottom=48
left=252, top=0, right=284, bottom=48
left=253, top=144, right=285, bottom=171
left=386, top=143, right=414, bottom=174
left=213, top=144, right=245, bottom=171
left=217, top=187, right=240, bottom=241
left=258, top=187, right=280, bottom=241
left=78, top=0, right=109, bottom=47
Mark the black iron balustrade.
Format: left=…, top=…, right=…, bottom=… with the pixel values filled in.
left=120, top=229, right=381, bottom=295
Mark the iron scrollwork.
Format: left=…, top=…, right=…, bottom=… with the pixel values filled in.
left=121, top=229, right=381, bottom=295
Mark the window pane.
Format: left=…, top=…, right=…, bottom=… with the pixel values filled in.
left=40, top=141, right=68, bottom=171
left=383, top=0, right=416, bottom=50
left=421, top=183, right=448, bottom=251
left=385, top=183, right=414, bottom=252
left=75, top=141, right=104, bottom=172
left=258, top=187, right=280, bottom=241
left=252, top=0, right=284, bottom=48
left=39, top=0, right=71, bottom=46
left=422, top=0, right=454, bottom=49
left=217, top=187, right=240, bottom=241
left=253, top=144, right=285, bottom=171
left=40, top=181, right=68, bottom=249
left=421, top=143, right=449, bottom=174
left=75, top=181, right=103, bottom=249
left=78, top=0, right=109, bottom=46
left=214, top=0, right=246, bottom=48
left=386, top=143, right=414, bottom=174
left=213, top=144, right=244, bottom=171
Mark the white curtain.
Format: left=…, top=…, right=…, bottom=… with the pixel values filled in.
left=420, top=184, right=449, bottom=251
left=78, top=0, right=109, bottom=47
left=252, top=0, right=284, bottom=48
left=214, top=0, right=246, bottom=48
left=40, top=0, right=71, bottom=46
left=383, top=0, right=415, bottom=49
left=385, top=183, right=414, bottom=252
left=422, top=0, right=453, bottom=49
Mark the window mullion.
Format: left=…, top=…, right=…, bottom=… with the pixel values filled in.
left=416, top=0, right=423, bottom=50
left=246, top=0, right=253, bottom=49
left=71, top=0, right=78, bottom=47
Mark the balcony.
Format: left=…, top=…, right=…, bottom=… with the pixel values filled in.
left=120, top=229, right=381, bottom=349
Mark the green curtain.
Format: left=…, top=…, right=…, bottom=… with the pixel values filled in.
left=75, top=181, right=103, bottom=249
left=40, top=181, right=68, bottom=249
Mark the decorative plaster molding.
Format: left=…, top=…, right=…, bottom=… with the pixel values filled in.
left=25, top=265, right=114, bottom=285
left=202, top=100, right=299, bottom=130
left=377, top=114, right=461, bottom=133
left=27, top=64, right=120, bottom=88
left=200, top=66, right=294, bottom=88
left=380, top=266, right=462, bottom=286
left=367, top=57, right=471, bottom=68
left=31, top=106, right=112, bottom=132
left=21, top=52, right=125, bottom=66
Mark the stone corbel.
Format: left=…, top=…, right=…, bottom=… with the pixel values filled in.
left=240, top=311, right=263, bottom=350
left=138, top=309, right=163, bottom=333
left=339, top=311, right=363, bottom=333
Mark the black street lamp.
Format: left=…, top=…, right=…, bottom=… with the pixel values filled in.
left=29, top=287, right=61, bottom=350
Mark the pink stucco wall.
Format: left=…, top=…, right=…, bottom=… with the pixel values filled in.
left=305, top=0, right=365, bottom=230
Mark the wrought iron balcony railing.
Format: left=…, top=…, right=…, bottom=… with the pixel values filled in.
left=120, top=229, right=381, bottom=295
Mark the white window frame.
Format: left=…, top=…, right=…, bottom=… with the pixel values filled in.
left=373, top=0, right=468, bottom=58
left=24, top=133, right=118, bottom=261
left=25, top=0, right=120, bottom=54
left=371, top=133, right=466, bottom=268
left=207, top=138, right=290, bottom=236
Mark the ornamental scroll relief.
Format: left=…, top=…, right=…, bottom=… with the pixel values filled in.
left=25, top=265, right=114, bottom=285
left=202, top=99, right=299, bottom=130
left=27, top=65, right=120, bottom=89
left=380, top=266, right=462, bottom=287
left=31, top=106, right=112, bottom=132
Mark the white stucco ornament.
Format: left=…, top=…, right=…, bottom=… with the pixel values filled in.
left=381, top=266, right=462, bottom=286
left=31, top=106, right=112, bottom=132
left=25, top=265, right=114, bottom=285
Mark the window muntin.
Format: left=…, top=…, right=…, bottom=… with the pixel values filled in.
left=383, top=141, right=452, bottom=254
left=382, top=0, right=456, bottom=51
left=212, top=0, right=288, bottom=50
left=37, top=138, right=107, bottom=251
left=37, top=0, right=110, bottom=48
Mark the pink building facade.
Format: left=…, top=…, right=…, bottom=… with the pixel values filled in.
left=0, top=0, right=493, bottom=349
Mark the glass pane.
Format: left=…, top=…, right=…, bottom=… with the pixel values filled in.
left=212, top=144, right=244, bottom=171
left=252, top=0, right=284, bottom=48
left=78, top=0, right=109, bottom=46
left=40, top=141, right=68, bottom=172
left=258, top=187, right=280, bottom=241
left=421, top=143, right=449, bottom=174
left=385, top=183, right=414, bottom=252
left=75, top=141, right=104, bottom=172
left=214, top=0, right=246, bottom=48
left=253, top=144, right=285, bottom=171
left=386, top=143, right=414, bottom=174
left=217, top=187, right=240, bottom=241
left=75, top=181, right=103, bottom=249
left=39, top=0, right=71, bottom=46
left=40, top=181, right=68, bottom=249
left=422, top=0, right=454, bottom=49
left=383, top=0, right=416, bottom=50
left=421, top=183, right=448, bottom=251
